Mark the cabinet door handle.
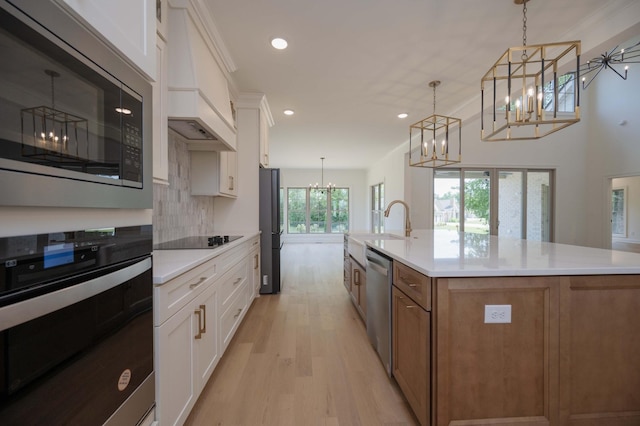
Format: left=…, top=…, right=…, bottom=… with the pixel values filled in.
left=194, top=309, right=203, bottom=340
left=229, top=176, right=234, bottom=190
left=254, top=254, right=259, bottom=269
left=189, top=277, right=207, bottom=289
left=234, top=307, right=243, bottom=319
left=200, top=304, right=206, bottom=334
left=354, top=269, right=360, bottom=285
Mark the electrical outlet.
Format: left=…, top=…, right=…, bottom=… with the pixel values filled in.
left=484, top=305, right=512, bottom=323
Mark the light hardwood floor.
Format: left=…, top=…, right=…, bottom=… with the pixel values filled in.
left=185, top=243, right=417, bottom=426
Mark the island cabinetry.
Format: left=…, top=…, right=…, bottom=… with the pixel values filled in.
left=394, top=261, right=431, bottom=310
left=350, top=257, right=367, bottom=320
left=559, top=275, right=640, bottom=426
left=434, top=276, right=560, bottom=426
left=155, top=258, right=220, bottom=426
left=392, top=285, right=430, bottom=426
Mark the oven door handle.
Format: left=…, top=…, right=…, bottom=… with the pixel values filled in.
left=0, top=256, right=152, bottom=332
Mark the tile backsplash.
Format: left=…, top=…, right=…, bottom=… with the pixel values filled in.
left=153, top=132, right=215, bottom=243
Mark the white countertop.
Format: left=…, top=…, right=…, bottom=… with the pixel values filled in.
left=152, top=232, right=260, bottom=284
left=361, top=230, right=640, bottom=277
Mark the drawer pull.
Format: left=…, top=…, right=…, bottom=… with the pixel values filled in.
left=189, top=277, right=207, bottom=289
left=233, top=277, right=242, bottom=285
left=200, top=304, right=207, bottom=334
left=408, top=283, right=418, bottom=288
left=234, top=307, right=243, bottom=319
left=194, top=309, right=203, bottom=340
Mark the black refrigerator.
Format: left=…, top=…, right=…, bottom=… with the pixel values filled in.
left=259, top=167, right=282, bottom=294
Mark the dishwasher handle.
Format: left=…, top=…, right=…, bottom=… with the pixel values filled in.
left=366, top=257, right=389, bottom=276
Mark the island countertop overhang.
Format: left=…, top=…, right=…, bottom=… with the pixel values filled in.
left=362, top=230, right=640, bottom=278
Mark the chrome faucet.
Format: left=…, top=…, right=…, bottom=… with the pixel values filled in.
left=384, top=200, right=412, bottom=237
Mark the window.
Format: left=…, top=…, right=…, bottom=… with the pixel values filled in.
left=612, top=187, right=626, bottom=237
left=434, top=168, right=554, bottom=241
left=287, top=187, right=349, bottom=234
left=542, top=72, right=576, bottom=113
left=371, top=183, right=385, bottom=233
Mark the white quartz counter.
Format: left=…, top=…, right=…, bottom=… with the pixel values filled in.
left=362, top=230, right=640, bottom=277
left=152, top=232, right=260, bottom=284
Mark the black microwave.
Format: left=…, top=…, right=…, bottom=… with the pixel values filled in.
left=0, top=0, right=152, bottom=209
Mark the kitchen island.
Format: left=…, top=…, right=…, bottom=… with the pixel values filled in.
left=362, top=230, right=640, bottom=426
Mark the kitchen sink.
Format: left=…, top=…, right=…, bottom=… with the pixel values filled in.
left=347, top=233, right=404, bottom=266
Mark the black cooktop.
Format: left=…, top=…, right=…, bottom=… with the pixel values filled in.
left=153, top=235, right=243, bottom=250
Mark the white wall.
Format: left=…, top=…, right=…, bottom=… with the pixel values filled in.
left=583, top=37, right=640, bottom=249
left=280, top=168, right=367, bottom=242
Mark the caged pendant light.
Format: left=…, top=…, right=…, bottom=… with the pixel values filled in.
left=409, top=80, right=462, bottom=168
left=480, top=0, right=581, bottom=142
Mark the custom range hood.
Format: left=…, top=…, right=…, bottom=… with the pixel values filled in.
left=167, top=1, right=236, bottom=151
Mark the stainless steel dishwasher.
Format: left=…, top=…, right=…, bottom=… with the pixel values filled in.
left=365, top=248, right=393, bottom=376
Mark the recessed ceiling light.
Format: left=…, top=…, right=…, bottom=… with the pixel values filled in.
left=283, top=109, right=295, bottom=116
left=398, top=113, right=408, bottom=119
left=271, top=38, right=288, bottom=50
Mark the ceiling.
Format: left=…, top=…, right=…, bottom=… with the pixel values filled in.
left=203, top=0, right=639, bottom=170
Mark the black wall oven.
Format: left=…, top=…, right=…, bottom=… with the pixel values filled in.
left=0, top=0, right=152, bottom=209
left=0, top=225, right=154, bottom=425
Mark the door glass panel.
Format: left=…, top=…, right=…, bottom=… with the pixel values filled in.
left=433, top=170, right=461, bottom=232
left=463, top=170, right=490, bottom=234
left=527, top=172, right=551, bottom=241
left=498, top=170, right=523, bottom=239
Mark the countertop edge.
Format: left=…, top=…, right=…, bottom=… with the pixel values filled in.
left=152, top=231, right=260, bottom=285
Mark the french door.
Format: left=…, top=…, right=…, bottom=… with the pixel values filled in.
left=433, top=168, right=554, bottom=241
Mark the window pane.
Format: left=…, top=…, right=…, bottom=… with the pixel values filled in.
left=309, top=189, right=327, bottom=233
left=371, top=183, right=385, bottom=233
left=287, top=188, right=307, bottom=233
left=331, top=188, right=349, bottom=233
left=464, top=171, right=490, bottom=234
left=434, top=170, right=460, bottom=231
left=498, top=171, right=523, bottom=239
left=612, top=188, right=626, bottom=236
left=527, top=172, right=551, bottom=241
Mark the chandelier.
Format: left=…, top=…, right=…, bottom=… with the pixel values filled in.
left=21, top=69, right=88, bottom=161
left=409, top=80, right=462, bottom=168
left=309, top=157, right=335, bottom=193
left=480, top=0, right=581, bottom=142
left=580, top=40, right=640, bottom=89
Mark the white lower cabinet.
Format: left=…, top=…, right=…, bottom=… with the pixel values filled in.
left=156, top=277, right=218, bottom=426
left=155, top=236, right=260, bottom=426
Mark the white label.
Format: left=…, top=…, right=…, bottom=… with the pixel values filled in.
left=117, top=369, right=132, bottom=391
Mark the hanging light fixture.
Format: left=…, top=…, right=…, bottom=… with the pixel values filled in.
left=309, top=157, right=335, bottom=193
left=480, top=0, right=581, bottom=142
left=409, top=80, right=462, bottom=168
left=21, top=69, right=88, bottom=160
left=580, top=40, right=640, bottom=89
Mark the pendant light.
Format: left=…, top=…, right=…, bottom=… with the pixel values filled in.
left=309, top=157, right=335, bottom=193
left=409, top=80, right=462, bottom=168
left=21, top=69, right=88, bottom=159
left=480, top=0, right=581, bottom=141
left=580, top=40, right=640, bottom=89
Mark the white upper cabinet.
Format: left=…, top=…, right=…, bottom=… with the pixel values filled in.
left=53, top=0, right=157, bottom=80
